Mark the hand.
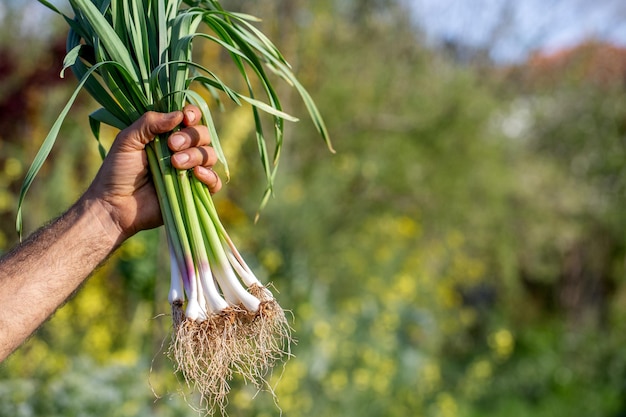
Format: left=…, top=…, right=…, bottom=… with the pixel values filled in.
left=84, top=105, right=222, bottom=242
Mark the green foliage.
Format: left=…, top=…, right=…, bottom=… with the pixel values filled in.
left=0, top=357, right=195, bottom=417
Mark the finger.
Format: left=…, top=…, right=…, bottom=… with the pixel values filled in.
left=194, top=166, right=222, bottom=193
left=171, top=145, right=218, bottom=170
left=116, top=111, right=183, bottom=150
left=182, top=104, right=202, bottom=127
left=168, top=125, right=211, bottom=152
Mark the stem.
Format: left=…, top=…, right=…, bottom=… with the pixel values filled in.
left=194, top=178, right=264, bottom=288
left=178, top=169, right=229, bottom=314
left=192, top=178, right=261, bottom=312
left=146, top=144, right=191, bottom=297
left=167, top=243, right=184, bottom=304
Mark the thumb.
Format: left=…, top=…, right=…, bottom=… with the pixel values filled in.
left=119, top=111, right=184, bottom=150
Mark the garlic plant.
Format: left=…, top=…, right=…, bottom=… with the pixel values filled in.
left=18, top=0, right=332, bottom=414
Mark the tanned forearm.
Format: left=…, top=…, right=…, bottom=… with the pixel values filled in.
left=0, top=195, right=124, bottom=361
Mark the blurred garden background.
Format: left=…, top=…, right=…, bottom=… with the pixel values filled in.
left=2, top=0, right=626, bottom=416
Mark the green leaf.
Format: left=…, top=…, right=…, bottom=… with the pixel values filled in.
left=62, top=44, right=82, bottom=77
left=70, top=54, right=135, bottom=124
left=36, top=0, right=65, bottom=15
left=88, top=112, right=107, bottom=160
left=236, top=95, right=299, bottom=122
left=90, top=107, right=128, bottom=131
left=16, top=61, right=111, bottom=238
left=127, top=0, right=152, bottom=96
left=69, top=0, right=141, bottom=84
left=184, top=89, right=229, bottom=179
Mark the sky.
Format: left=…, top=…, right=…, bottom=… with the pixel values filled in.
left=406, top=0, right=626, bottom=62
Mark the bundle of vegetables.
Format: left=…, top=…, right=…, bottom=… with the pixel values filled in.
left=19, top=0, right=332, bottom=413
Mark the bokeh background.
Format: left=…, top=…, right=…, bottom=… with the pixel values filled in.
left=2, top=0, right=626, bottom=416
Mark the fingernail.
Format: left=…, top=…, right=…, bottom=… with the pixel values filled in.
left=173, top=152, right=190, bottom=165
left=197, top=166, right=216, bottom=180
left=185, top=110, right=196, bottom=124
left=170, top=134, right=186, bottom=150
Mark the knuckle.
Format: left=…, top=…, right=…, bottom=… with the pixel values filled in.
left=190, top=125, right=211, bottom=144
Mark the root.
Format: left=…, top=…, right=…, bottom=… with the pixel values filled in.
left=168, top=289, right=293, bottom=416
left=248, top=285, right=294, bottom=378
